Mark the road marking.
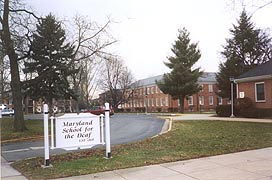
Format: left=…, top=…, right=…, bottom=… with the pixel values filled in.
left=2, top=148, right=29, bottom=153
left=30, top=146, right=44, bottom=150
left=3, top=146, right=44, bottom=153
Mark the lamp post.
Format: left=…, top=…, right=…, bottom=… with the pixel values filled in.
left=229, top=77, right=235, bottom=118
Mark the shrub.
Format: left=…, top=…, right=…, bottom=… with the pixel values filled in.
left=216, top=105, right=231, bottom=117
left=168, top=107, right=179, bottom=113
left=118, top=108, right=124, bottom=113
left=216, top=97, right=272, bottom=118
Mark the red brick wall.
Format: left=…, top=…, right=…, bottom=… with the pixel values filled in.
left=237, top=79, right=272, bottom=109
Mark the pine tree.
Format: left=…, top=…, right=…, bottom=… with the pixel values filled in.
left=24, top=14, right=77, bottom=109
left=216, top=9, right=272, bottom=98
left=156, top=28, right=202, bottom=113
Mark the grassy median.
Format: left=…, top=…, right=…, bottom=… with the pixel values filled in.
left=11, top=120, right=272, bottom=180
left=0, top=118, right=46, bottom=143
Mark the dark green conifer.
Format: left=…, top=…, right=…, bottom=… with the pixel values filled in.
left=157, top=28, right=202, bottom=113
left=24, top=14, right=77, bottom=108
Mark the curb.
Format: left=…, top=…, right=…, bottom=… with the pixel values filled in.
left=152, top=117, right=173, bottom=138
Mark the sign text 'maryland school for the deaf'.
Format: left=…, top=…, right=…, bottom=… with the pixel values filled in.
left=55, top=114, right=101, bottom=149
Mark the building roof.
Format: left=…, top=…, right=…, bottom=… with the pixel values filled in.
left=235, top=60, right=272, bottom=82
left=134, top=72, right=216, bottom=87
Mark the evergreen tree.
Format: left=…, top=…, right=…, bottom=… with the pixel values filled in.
left=216, top=9, right=272, bottom=98
left=156, top=28, right=202, bottom=113
left=24, top=14, right=77, bottom=110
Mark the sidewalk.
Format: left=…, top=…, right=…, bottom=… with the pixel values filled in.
left=172, top=113, right=272, bottom=123
left=55, top=147, right=272, bottom=180
left=2, top=147, right=271, bottom=180
left=1, top=156, right=27, bottom=180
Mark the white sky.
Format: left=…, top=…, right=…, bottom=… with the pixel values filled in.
left=27, top=0, right=272, bottom=80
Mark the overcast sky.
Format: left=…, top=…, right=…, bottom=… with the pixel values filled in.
left=27, top=0, right=272, bottom=80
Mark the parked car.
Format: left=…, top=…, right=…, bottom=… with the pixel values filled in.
left=82, top=106, right=114, bottom=116
left=1, top=109, right=14, bottom=116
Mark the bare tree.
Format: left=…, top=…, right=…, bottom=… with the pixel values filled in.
left=229, top=0, right=272, bottom=14
left=99, top=56, right=135, bottom=111
left=0, top=52, right=11, bottom=104
left=0, top=0, right=39, bottom=131
left=68, top=15, right=117, bottom=111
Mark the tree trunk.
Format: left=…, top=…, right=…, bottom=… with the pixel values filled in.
left=2, top=0, right=26, bottom=131
left=179, top=96, right=185, bottom=113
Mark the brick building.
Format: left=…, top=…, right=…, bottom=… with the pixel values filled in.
left=235, top=60, right=272, bottom=109
left=120, top=72, right=221, bottom=113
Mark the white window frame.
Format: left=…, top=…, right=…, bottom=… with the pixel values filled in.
left=165, top=96, right=169, bottom=107
left=218, top=96, right=222, bottom=105
left=200, top=84, right=204, bottom=92
left=255, top=82, right=266, bottom=102
left=160, top=98, right=163, bottom=106
left=208, top=84, right=213, bottom=92
left=156, top=86, right=159, bottom=94
left=209, top=96, right=213, bottom=105
left=188, top=96, right=193, bottom=106
left=199, top=96, right=204, bottom=105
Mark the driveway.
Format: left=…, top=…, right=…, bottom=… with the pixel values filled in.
left=1, top=114, right=165, bottom=161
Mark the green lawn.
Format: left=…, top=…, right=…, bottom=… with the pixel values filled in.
left=0, top=118, right=46, bottom=142
left=12, top=120, right=272, bottom=180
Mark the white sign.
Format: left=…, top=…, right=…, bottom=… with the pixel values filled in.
left=239, top=92, right=245, bottom=98
left=55, top=113, right=102, bottom=149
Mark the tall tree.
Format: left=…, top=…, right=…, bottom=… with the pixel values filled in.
left=216, top=9, right=272, bottom=98
left=23, top=14, right=77, bottom=112
left=156, top=28, right=203, bottom=113
left=0, top=0, right=38, bottom=131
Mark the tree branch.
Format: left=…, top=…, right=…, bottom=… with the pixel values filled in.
left=9, top=8, right=41, bottom=20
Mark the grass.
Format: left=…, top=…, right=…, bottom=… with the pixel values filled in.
left=0, top=118, right=46, bottom=143
left=12, top=120, right=272, bottom=180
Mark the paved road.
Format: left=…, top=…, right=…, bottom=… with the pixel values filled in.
left=1, top=114, right=165, bottom=162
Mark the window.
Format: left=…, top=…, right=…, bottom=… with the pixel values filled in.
left=147, top=98, right=150, bottom=107
left=218, top=96, right=222, bottom=105
left=200, top=84, right=204, bottom=92
left=199, top=96, right=204, bottom=105
left=140, top=88, right=142, bottom=95
left=156, top=98, right=159, bottom=106
left=255, top=82, right=265, bottom=102
left=147, top=87, right=150, bottom=95
left=151, top=98, right=154, bottom=107
left=151, top=87, right=154, bottom=94
left=165, top=96, right=169, bottom=106
left=209, top=96, right=213, bottom=105
left=144, top=99, right=146, bottom=107
left=140, top=100, right=142, bottom=107
left=188, top=96, right=193, bottom=106
left=160, top=98, right=163, bottom=106
left=208, top=84, right=213, bottom=92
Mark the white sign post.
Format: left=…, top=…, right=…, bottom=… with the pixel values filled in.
left=105, top=103, right=111, bottom=158
left=43, top=104, right=51, bottom=168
